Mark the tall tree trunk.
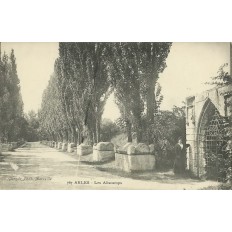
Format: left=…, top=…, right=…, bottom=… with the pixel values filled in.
left=95, top=112, right=102, bottom=143
left=65, top=129, right=69, bottom=142
left=125, top=119, right=132, bottom=143
left=78, top=130, right=82, bottom=145
left=59, top=131, right=63, bottom=142
left=55, top=133, right=59, bottom=142
left=51, top=132, right=55, bottom=141
left=96, top=119, right=100, bottom=143
left=147, top=76, right=155, bottom=125
left=132, top=79, right=144, bottom=144
left=71, top=127, right=74, bottom=143
left=90, top=109, right=97, bottom=144
left=72, top=125, right=77, bottom=144
left=147, top=73, right=157, bottom=144
left=135, top=114, right=143, bottom=143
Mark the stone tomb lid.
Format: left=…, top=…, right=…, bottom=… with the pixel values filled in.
left=95, top=142, right=114, bottom=151
left=127, top=143, right=150, bottom=155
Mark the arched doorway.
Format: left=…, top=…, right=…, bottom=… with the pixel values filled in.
left=197, top=99, right=228, bottom=180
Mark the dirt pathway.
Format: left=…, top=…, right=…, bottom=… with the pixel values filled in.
left=0, top=142, right=219, bottom=190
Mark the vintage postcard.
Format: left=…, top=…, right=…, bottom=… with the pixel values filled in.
left=0, top=42, right=231, bottom=190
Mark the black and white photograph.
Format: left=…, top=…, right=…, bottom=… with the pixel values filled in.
left=0, top=42, right=231, bottom=190
left=1, top=1, right=232, bottom=232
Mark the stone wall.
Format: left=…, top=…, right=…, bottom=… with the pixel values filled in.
left=186, top=85, right=232, bottom=177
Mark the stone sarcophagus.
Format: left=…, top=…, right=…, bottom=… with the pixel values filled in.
left=57, top=142, right=62, bottom=150
left=49, top=141, right=54, bottom=147
left=52, top=142, right=55, bottom=148
left=49, top=141, right=55, bottom=148
left=93, top=142, right=115, bottom=162
left=67, top=143, right=75, bottom=153
left=76, top=144, right=93, bottom=156
left=1, top=144, right=14, bottom=152
left=54, top=142, right=58, bottom=149
left=61, top=142, right=68, bottom=152
left=11, top=142, right=18, bottom=150
left=115, top=143, right=156, bottom=172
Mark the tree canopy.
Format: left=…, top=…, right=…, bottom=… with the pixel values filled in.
left=0, top=49, right=24, bottom=142
left=39, top=42, right=172, bottom=145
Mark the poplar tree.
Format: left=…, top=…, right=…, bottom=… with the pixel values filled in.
left=0, top=49, right=24, bottom=142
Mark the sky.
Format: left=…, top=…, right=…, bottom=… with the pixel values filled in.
left=1, top=42, right=230, bottom=121
left=2, top=42, right=59, bottom=112
left=159, top=42, right=230, bottom=110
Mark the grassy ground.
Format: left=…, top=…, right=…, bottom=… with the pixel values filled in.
left=74, top=152, right=219, bottom=188
left=201, top=182, right=232, bottom=190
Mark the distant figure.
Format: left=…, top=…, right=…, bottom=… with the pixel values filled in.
left=173, top=137, right=189, bottom=175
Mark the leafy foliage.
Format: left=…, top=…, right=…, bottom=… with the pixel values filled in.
left=205, top=63, right=232, bottom=182
left=110, top=42, right=172, bottom=143
left=0, top=49, right=25, bottom=143
left=24, top=110, right=40, bottom=142
left=39, top=43, right=113, bottom=144
left=100, top=118, right=121, bottom=142
left=205, top=63, right=231, bottom=86
left=39, top=42, right=172, bottom=146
